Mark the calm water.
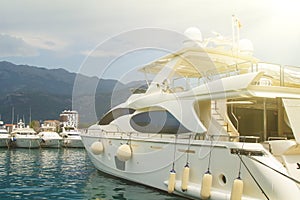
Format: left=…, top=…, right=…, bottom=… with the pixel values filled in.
left=0, top=148, right=185, bottom=200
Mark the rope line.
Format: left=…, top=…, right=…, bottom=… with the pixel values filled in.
left=237, top=137, right=246, bottom=178
left=247, top=155, right=300, bottom=185
left=172, top=135, right=178, bottom=171
left=238, top=154, right=270, bottom=200
left=185, top=134, right=192, bottom=165
left=207, top=136, right=213, bottom=172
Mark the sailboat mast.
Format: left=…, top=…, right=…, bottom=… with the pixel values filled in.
left=29, top=107, right=32, bottom=124
left=11, top=107, right=14, bottom=124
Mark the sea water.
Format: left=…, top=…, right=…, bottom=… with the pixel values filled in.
left=0, top=148, right=185, bottom=200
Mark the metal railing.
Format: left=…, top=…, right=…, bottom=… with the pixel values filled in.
left=216, top=61, right=300, bottom=87
left=86, top=129, right=261, bottom=143
left=206, top=134, right=260, bottom=143
left=165, top=61, right=300, bottom=92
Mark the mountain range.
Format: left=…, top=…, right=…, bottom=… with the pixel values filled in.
left=0, top=61, right=144, bottom=126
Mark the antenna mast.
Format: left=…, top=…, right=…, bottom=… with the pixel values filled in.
left=232, top=15, right=241, bottom=52
left=11, top=107, right=14, bottom=124
left=29, top=107, right=32, bottom=124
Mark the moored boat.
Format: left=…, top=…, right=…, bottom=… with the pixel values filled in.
left=81, top=19, right=300, bottom=199
left=60, top=127, right=84, bottom=148
left=0, top=121, right=10, bottom=148
left=59, top=110, right=84, bottom=148
left=11, top=119, right=42, bottom=148
left=38, top=124, right=62, bottom=148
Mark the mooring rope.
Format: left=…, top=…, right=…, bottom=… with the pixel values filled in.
left=172, top=135, right=178, bottom=171
left=207, top=136, right=213, bottom=173
left=247, top=155, right=300, bottom=185
left=238, top=154, right=270, bottom=200
left=237, top=137, right=246, bottom=179
left=185, top=134, right=192, bottom=165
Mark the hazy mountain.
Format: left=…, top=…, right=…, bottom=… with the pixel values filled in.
left=0, top=61, right=144, bottom=126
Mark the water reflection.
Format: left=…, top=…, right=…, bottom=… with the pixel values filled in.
left=0, top=148, right=184, bottom=200
left=0, top=148, right=90, bottom=199
left=83, top=170, right=186, bottom=200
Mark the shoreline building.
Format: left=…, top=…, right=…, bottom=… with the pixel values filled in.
left=59, top=110, right=79, bottom=128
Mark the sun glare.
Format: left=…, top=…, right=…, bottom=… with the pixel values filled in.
left=272, top=0, right=300, bottom=14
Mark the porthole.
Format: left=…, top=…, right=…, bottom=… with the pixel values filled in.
left=218, top=174, right=227, bottom=185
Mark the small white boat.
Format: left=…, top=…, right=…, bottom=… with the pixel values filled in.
left=38, top=124, right=62, bottom=148
left=0, top=121, right=10, bottom=148
left=11, top=119, right=42, bottom=148
left=60, top=127, right=84, bottom=148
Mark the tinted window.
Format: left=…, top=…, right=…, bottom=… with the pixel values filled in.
left=130, top=110, right=190, bottom=134
left=99, top=108, right=135, bottom=125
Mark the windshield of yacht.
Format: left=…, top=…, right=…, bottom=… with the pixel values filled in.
left=16, top=132, right=36, bottom=135
left=67, top=133, right=80, bottom=136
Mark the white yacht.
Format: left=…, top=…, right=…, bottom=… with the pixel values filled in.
left=11, top=119, right=42, bottom=148
left=0, top=121, right=10, bottom=147
left=60, top=127, right=84, bottom=148
left=38, top=124, right=62, bottom=148
left=81, top=22, right=300, bottom=199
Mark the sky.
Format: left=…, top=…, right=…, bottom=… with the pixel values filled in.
left=1, top=0, right=300, bottom=81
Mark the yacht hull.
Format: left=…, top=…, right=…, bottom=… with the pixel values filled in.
left=82, top=133, right=300, bottom=200
left=62, top=137, right=84, bottom=148
left=40, top=138, right=62, bottom=148
left=13, top=138, right=41, bottom=148
left=0, top=138, right=10, bottom=147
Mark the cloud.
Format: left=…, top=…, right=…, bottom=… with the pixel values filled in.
left=1, top=0, right=300, bottom=73
left=0, top=34, right=38, bottom=57
left=81, top=49, right=120, bottom=58
left=0, top=33, right=69, bottom=58
left=20, top=35, right=68, bottom=51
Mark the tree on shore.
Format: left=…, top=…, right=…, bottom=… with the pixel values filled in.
left=30, top=120, right=40, bottom=132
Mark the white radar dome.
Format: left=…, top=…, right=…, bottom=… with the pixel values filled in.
left=184, top=27, right=203, bottom=42
left=239, top=39, right=254, bottom=54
